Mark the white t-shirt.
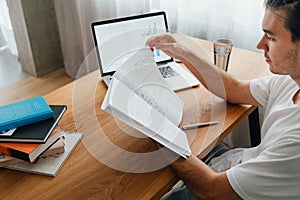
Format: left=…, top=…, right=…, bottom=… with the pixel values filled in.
left=209, top=75, right=300, bottom=200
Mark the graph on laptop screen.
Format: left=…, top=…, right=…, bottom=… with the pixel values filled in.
left=93, top=13, right=171, bottom=74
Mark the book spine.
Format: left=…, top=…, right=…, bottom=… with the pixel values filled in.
left=0, top=96, right=54, bottom=132
left=0, top=146, right=31, bottom=162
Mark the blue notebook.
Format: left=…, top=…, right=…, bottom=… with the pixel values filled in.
left=0, top=96, right=54, bottom=132
left=0, top=105, right=67, bottom=143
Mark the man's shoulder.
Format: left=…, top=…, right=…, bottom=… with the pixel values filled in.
left=256, top=74, right=290, bottom=82
left=253, top=75, right=294, bottom=90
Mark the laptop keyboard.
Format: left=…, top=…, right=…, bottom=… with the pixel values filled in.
left=159, top=65, right=179, bottom=78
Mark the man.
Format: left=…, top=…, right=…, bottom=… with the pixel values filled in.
left=147, top=0, right=300, bottom=199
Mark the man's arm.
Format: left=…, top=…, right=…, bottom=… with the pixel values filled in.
left=180, top=53, right=259, bottom=105
left=170, top=155, right=241, bottom=200
left=147, top=34, right=260, bottom=106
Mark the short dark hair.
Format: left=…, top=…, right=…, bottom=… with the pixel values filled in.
left=265, top=0, right=300, bottom=41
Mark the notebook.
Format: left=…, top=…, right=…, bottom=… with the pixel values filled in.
left=0, top=105, right=67, bottom=143
left=4, top=131, right=82, bottom=177
left=91, top=11, right=200, bottom=91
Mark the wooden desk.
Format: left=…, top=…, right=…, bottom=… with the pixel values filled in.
left=0, top=38, right=271, bottom=200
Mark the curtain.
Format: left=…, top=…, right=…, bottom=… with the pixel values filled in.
left=153, top=0, right=265, bottom=52
left=54, top=0, right=151, bottom=78
left=0, top=0, right=17, bottom=55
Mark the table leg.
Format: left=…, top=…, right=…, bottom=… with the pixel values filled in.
left=248, top=107, right=261, bottom=147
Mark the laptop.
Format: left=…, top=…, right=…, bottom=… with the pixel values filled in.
left=91, top=11, right=200, bottom=91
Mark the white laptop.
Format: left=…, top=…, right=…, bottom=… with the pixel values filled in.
left=91, top=11, right=200, bottom=91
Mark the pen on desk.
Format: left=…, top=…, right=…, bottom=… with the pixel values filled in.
left=182, top=121, right=219, bottom=130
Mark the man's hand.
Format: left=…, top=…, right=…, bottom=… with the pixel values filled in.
left=146, top=33, right=189, bottom=61
left=146, top=33, right=176, bottom=50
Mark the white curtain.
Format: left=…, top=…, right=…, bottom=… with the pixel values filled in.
left=0, top=0, right=17, bottom=55
left=153, top=0, right=265, bottom=52
left=54, top=0, right=151, bottom=78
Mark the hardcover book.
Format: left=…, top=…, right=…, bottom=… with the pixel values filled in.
left=39, top=136, right=65, bottom=157
left=101, top=48, right=191, bottom=158
left=0, top=130, right=61, bottom=162
left=0, top=137, right=65, bottom=167
left=0, top=96, right=54, bottom=132
left=0, top=105, right=67, bottom=143
left=5, top=131, right=82, bottom=177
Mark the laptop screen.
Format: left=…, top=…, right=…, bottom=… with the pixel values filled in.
left=91, top=11, right=172, bottom=76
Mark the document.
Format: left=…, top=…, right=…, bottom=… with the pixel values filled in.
left=101, top=47, right=191, bottom=158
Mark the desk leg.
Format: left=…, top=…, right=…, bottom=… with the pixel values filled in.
left=248, top=107, right=261, bottom=147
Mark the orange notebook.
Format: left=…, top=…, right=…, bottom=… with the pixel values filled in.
left=0, top=130, right=60, bottom=163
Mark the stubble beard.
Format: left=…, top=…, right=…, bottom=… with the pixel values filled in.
left=269, top=43, right=300, bottom=79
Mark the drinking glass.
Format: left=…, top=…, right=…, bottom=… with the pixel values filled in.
left=213, top=38, right=233, bottom=71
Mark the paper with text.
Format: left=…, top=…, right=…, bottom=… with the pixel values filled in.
left=101, top=47, right=191, bottom=158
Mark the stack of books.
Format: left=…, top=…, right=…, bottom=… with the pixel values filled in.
left=0, top=96, right=82, bottom=176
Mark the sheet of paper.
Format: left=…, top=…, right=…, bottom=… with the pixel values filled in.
left=0, top=128, right=16, bottom=136
left=111, top=47, right=183, bottom=125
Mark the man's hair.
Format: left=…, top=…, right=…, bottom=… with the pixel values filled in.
left=265, top=0, right=300, bottom=41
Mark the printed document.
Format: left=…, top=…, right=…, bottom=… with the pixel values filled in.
left=101, top=47, right=191, bottom=158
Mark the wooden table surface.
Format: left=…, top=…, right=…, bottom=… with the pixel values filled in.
left=0, top=38, right=271, bottom=200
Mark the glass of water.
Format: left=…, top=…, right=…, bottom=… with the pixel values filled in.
left=213, top=38, right=233, bottom=71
